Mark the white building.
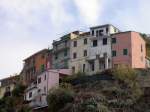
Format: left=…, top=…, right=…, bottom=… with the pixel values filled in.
left=87, top=24, right=120, bottom=74
left=69, top=24, right=120, bottom=75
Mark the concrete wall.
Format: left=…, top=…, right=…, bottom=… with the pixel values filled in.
left=131, top=32, right=146, bottom=68
left=70, top=36, right=89, bottom=73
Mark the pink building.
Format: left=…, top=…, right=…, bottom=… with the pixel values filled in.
left=112, top=31, right=146, bottom=68
left=30, top=69, right=72, bottom=108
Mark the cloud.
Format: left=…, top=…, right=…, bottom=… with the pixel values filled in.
left=73, top=0, right=104, bottom=25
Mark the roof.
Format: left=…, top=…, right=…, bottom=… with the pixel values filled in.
left=23, top=49, right=49, bottom=61
left=53, top=30, right=83, bottom=44
left=90, top=24, right=120, bottom=31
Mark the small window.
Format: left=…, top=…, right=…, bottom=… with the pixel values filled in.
left=55, top=54, right=58, bottom=60
left=103, top=38, right=107, bottom=45
left=99, top=30, right=103, bottom=36
left=106, top=27, right=109, bottom=33
left=123, top=49, right=128, bottom=55
left=29, top=92, right=32, bottom=98
left=92, top=30, right=94, bottom=36
left=64, top=50, right=67, bottom=56
left=84, top=50, right=87, bottom=57
left=44, top=86, right=46, bottom=92
left=41, top=64, right=45, bottom=72
left=41, top=54, right=45, bottom=59
left=91, top=62, right=95, bottom=71
left=73, top=41, right=77, bottom=47
left=83, top=64, right=86, bottom=72
left=112, top=50, right=116, bottom=57
left=141, top=44, right=143, bottom=52
left=96, top=30, right=99, bottom=37
left=112, top=38, right=116, bottom=44
left=38, top=77, right=41, bottom=84
left=73, top=53, right=77, bottom=59
left=72, top=66, right=75, bottom=73
left=38, top=89, right=41, bottom=93
left=45, top=74, right=46, bottom=80
left=84, top=38, right=87, bottom=45
left=93, top=40, right=97, bottom=47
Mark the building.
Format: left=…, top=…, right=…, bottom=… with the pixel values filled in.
left=70, top=32, right=90, bottom=73
left=112, top=31, right=146, bottom=68
left=21, top=49, right=52, bottom=85
left=87, top=24, right=120, bottom=74
left=52, top=31, right=83, bottom=69
left=0, top=75, right=19, bottom=99
left=24, top=82, right=37, bottom=104
left=25, top=69, right=72, bottom=108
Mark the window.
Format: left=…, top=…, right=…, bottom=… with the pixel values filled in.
left=83, top=64, right=85, bottom=72
left=44, top=74, right=46, bottom=80
left=55, top=54, right=58, bottom=60
left=73, top=41, right=77, bottom=47
left=38, top=77, right=41, bottom=84
left=96, top=30, right=99, bottom=37
left=112, top=50, right=116, bottom=57
left=112, top=38, right=116, bottom=44
left=64, top=50, right=67, bottom=56
left=93, top=40, right=97, bottom=47
left=123, top=49, right=128, bottom=55
left=73, top=52, right=77, bottom=59
left=99, top=30, right=103, bottom=36
left=106, top=27, right=109, bottom=33
left=41, top=64, right=45, bottom=72
left=84, top=50, right=87, bottom=57
left=41, top=54, right=45, bottom=59
left=6, top=86, right=10, bottom=92
left=91, top=62, right=95, bottom=71
left=92, top=30, right=94, bottom=36
left=84, top=38, right=87, bottom=45
left=29, top=92, right=32, bottom=98
left=38, top=89, right=41, bottom=93
left=103, top=38, right=107, bottom=45
left=141, top=44, right=143, bottom=52
left=72, top=66, right=75, bottom=73
left=44, top=86, right=46, bottom=93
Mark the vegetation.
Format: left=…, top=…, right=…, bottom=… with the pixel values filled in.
left=47, top=67, right=150, bottom=112
left=0, top=83, right=32, bottom=112
left=140, top=33, right=150, bottom=57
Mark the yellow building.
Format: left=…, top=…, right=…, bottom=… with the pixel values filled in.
left=0, top=75, right=19, bottom=99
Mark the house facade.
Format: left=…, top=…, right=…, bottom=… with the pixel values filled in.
left=112, top=31, right=146, bottom=68
left=0, top=75, right=19, bottom=99
left=25, top=69, right=72, bottom=108
left=52, top=31, right=83, bottom=69
left=70, top=32, right=90, bottom=73
left=21, top=49, right=52, bottom=85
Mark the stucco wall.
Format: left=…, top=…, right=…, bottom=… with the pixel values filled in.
left=112, top=32, right=132, bottom=67
left=131, top=32, right=146, bottom=68
left=70, top=36, right=89, bottom=73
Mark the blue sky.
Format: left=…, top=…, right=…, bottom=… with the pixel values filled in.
left=0, top=0, right=150, bottom=79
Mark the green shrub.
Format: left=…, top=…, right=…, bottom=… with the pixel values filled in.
left=47, top=88, right=74, bottom=112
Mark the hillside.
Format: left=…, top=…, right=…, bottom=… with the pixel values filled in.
left=47, top=67, right=150, bottom=112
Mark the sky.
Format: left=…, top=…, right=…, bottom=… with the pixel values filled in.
left=0, top=0, right=150, bottom=79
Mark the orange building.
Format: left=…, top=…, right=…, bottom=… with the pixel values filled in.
left=21, top=49, right=52, bottom=85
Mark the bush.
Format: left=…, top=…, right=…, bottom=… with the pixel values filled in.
left=47, top=88, right=74, bottom=112
left=112, top=66, right=137, bottom=82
